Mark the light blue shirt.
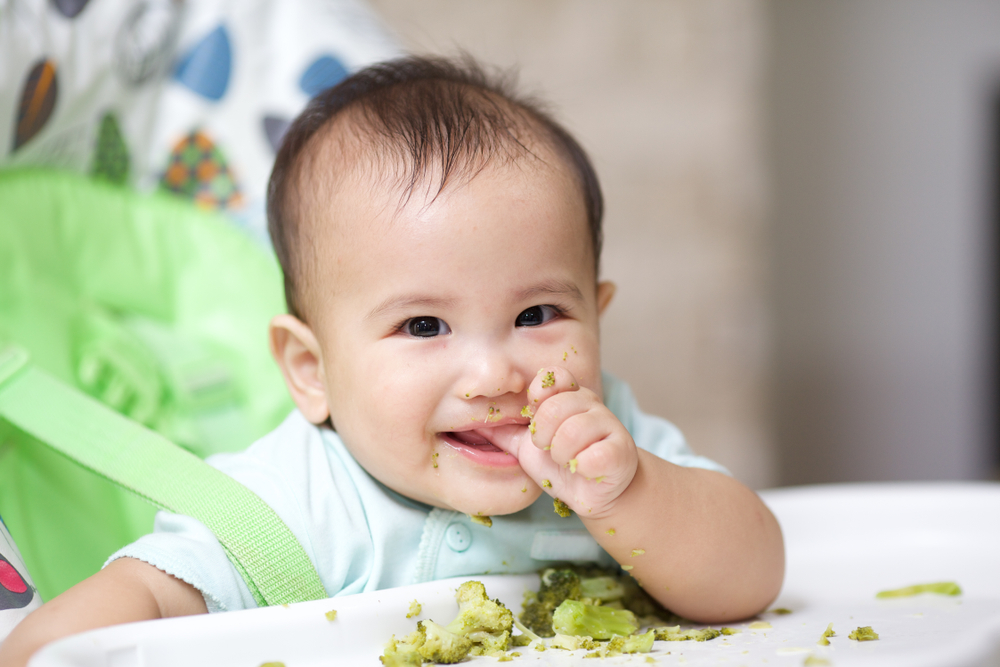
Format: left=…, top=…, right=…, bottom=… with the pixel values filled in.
left=107, top=374, right=727, bottom=612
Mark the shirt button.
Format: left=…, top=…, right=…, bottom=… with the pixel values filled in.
left=445, top=522, right=472, bottom=552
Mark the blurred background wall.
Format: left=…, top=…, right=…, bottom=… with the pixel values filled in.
left=368, top=0, right=1000, bottom=488
left=367, top=0, right=776, bottom=488
left=769, top=0, right=1000, bottom=485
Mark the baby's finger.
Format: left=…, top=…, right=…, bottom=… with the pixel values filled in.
left=526, top=366, right=580, bottom=407
left=529, top=387, right=597, bottom=452
left=548, top=410, right=616, bottom=475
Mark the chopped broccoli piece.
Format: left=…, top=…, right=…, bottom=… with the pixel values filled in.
left=497, top=656, right=513, bottom=662
left=605, top=528, right=616, bottom=535
left=621, top=565, right=634, bottom=571
left=623, top=629, right=656, bottom=653
left=259, top=663, right=286, bottom=667
left=521, top=405, right=533, bottom=418
left=749, top=621, right=772, bottom=629
left=511, top=633, right=532, bottom=647
left=324, top=609, right=337, bottom=621
left=876, top=582, right=961, bottom=598
left=720, top=627, right=740, bottom=635
left=552, top=599, right=639, bottom=639
left=431, top=452, right=439, bottom=468
left=817, top=622, right=834, bottom=646
left=542, top=479, right=552, bottom=488
left=529, top=420, right=537, bottom=435
left=534, top=643, right=547, bottom=652
left=580, top=576, right=626, bottom=601
left=553, top=498, right=572, bottom=517
left=769, top=607, right=793, bottom=614
left=549, top=634, right=601, bottom=651
left=470, top=513, right=492, bottom=527
left=848, top=626, right=879, bottom=641
left=568, top=458, right=578, bottom=473
left=406, top=600, right=422, bottom=619
left=380, top=631, right=426, bottom=666
left=631, top=549, right=645, bottom=557
left=520, top=569, right=583, bottom=637
left=803, top=657, right=832, bottom=666
left=652, top=625, right=722, bottom=642
left=542, top=371, right=556, bottom=388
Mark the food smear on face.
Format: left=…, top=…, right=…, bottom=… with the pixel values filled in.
left=553, top=498, right=572, bottom=517
left=470, top=513, right=493, bottom=528
left=562, top=351, right=568, bottom=361
left=606, top=528, right=615, bottom=535
left=876, top=581, right=961, bottom=598
left=621, top=565, right=634, bottom=571
left=542, top=371, right=556, bottom=388
left=848, top=626, right=879, bottom=641
left=521, top=405, right=533, bottom=418
left=485, top=406, right=502, bottom=423
left=630, top=549, right=645, bottom=557
left=431, top=452, right=439, bottom=468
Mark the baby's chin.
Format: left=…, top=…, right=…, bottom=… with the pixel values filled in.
left=440, top=483, right=544, bottom=517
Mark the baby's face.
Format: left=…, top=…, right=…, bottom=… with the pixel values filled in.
left=299, top=152, right=607, bottom=516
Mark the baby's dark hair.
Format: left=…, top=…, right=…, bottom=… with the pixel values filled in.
left=267, top=55, right=604, bottom=320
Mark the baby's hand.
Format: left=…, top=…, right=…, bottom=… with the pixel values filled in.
left=514, top=367, right=638, bottom=519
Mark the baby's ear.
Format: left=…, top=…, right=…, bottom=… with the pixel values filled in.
left=596, top=281, right=616, bottom=316
left=269, top=314, right=331, bottom=424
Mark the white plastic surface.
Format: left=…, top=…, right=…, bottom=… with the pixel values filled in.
left=29, top=482, right=1000, bottom=666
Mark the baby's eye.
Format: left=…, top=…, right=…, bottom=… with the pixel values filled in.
left=405, top=316, right=451, bottom=338
left=516, top=305, right=560, bottom=327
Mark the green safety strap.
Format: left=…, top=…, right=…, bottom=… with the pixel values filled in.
left=0, top=344, right=327, bottom=607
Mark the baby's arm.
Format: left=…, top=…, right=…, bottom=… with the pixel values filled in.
left=0, top=558, right=207, bottom=667
left=514, top=367, right=784, bottom=623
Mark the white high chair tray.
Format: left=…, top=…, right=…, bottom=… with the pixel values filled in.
left=30, top=483, right=1000, bottom=667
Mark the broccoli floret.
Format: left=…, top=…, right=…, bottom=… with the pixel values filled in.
left=406, top=600, right=422, bottom=619
left=417, top=620, right=474, bottom=663
left=552, top=600, right=639, bottom=639
left=876, top=582, right=961, bottom=598
left=381, top=581, right=513, bottom=665
left=817, top=622, right=834, bottom=646
left=848, top=626, right=879, bottom=641
left=380, top=631, right=425, bottom=666
left=623, top=629, right=656, bottom=653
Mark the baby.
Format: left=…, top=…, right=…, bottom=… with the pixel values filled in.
left=2, top=56, right=783, bottom=665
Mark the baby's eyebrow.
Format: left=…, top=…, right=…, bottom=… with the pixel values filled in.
left=365, top=294, right=458, bottom=321
left=515, top=280, right=584, bottom=303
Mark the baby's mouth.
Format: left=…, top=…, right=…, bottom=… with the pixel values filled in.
left=444, top=429, right=504, bottom=452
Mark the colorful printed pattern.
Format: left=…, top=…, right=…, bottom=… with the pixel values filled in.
left=14, top=59, right=58, bottom=151
left=173, top=25, right=232, bottom=101
left=161, top=130, right=243, bottom=210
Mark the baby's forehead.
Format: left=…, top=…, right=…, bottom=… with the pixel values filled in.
left=296, top=110, right=576, bottom=237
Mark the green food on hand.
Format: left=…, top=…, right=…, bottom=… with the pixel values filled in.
left=817, top=622, right=834, bottom=646
left=568, top=458, right=578, bottom=473
left=542, top=371, right=556, bottom=388
left=542, top=479, right=552, bottom=488
left=876, top=581, right=962, bottom=598
left=470, top=513, right=493, bottom=527
left=380, top=581, right=513, bottom=665
left=553, top=498, right=572, bottom=517
left=848, top=626, right=879, bottom=641
left=552, top=599, right=639, bottom=639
